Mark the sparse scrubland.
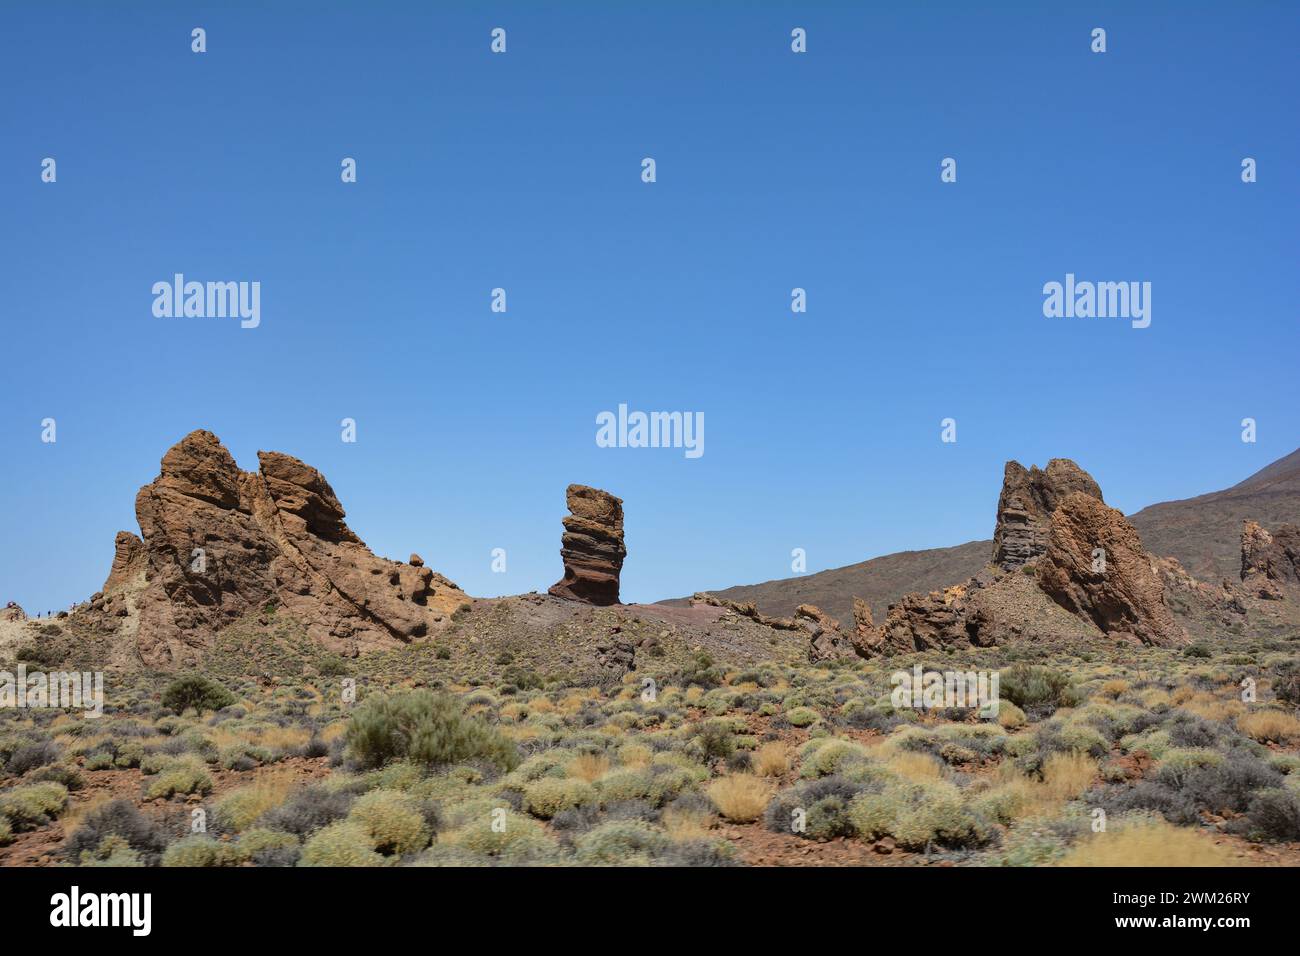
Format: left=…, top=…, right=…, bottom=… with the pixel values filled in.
left=1, top=623, right=1297, bottom=867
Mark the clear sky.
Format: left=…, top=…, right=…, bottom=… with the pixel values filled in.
left=2, top=1, right=1297, bottom=614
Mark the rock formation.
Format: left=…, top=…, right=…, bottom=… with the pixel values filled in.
left=1035, top=492, right=1184, bottom=645
left=89, top=430, right=467, bottom=668
left=1241, top=521, right=1300, bottom=597
left=548, top=485, right=626, bottom=606
left=1, top=603, right=25, bottom=622
left=797, top=604, right=857, bottom=663
left=992, top=459, right=1103, bottom=570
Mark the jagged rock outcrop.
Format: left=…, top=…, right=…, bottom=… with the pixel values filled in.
left=692, top=592, right=801, bottom=630
left=93, top=430, right=467, bottom=668
left=103, top=531, right=146, bottom=594
left=796, top=604, right=857, bottom=663
left=993, top=459, right=1103, bottom=570
left=1, top=603, right=25, bottom=622
left=1036, top=492, right=1184, bottom=645
left=1241, top=521, right=1300, bottom=597
left=548, top=485, right=626, bottom=606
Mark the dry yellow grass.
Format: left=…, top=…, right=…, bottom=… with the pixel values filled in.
left=618, top=743, right=652, bottom=768
left=885, top=751, right=944, bottom=782
left=1059, top=820, right=1240, bottom=867
left=1041, top=752, right=1097, bottom=803
left=1238, top=709, right=1300, bottom=744
left=528, top=697, right=555, bottom=714
left=319, top=721, right=348, bottom=744
left=214, top=771, right=298, bottom=831
left=662, top=806, right=714, bottom=841
left=752, top=741, right=791, bottom=778
left=1098, top=679, right=1130, bottom=699
left=706, top=774, right=771, bottom=822
left=567, top=752, right=610, bottom=783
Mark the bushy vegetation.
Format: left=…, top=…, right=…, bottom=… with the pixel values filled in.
left=344, top=690, right=519, bottom=772
left=161, top=674, right=238, bottom=714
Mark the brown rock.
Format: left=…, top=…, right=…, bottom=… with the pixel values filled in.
left=102, top=430, right=468, bottom=668
left=548, top=485, right=626, bottom=606
left=993, top=459, right=1103, bottom=570
left=797, top=604, right=856, bottom=663
left=409, top=553, right=424, bottom=568
left=1241, top=521, right=1300, bottom=591
left=1036, top=492, right=1184, bottom=645
left=1, top=603, right=25, bottom=622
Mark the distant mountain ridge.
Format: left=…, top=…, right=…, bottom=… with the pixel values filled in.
left=663, top=448, right=1300, bottom=626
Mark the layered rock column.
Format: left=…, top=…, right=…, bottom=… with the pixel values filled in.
left=548, top=485, right=626, bottom=606
left=992, top=459, right=1104, bottom=570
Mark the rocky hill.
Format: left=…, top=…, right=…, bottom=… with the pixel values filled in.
left=671, top=449, right=1300, bottom=625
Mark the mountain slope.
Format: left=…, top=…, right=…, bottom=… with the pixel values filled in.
left=663, top=448, right=1300, bottom=625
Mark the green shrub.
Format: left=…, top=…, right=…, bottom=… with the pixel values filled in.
left=145, top=760, right=212, bottom=799
left=299, top=821, right=386, bottom=866
left=161, top=835, right=240, bottom=867
left=786, top=706, right=819, bottom=727
left=575, top=820, right=669, bottom=865
left=445, top=807, right=556, bottom=861
left=522, top=777, right=596, bottom=819
left=347, top=790, right=430, bottom=855
left=0, top=782, right=68, bottom=831
left=345, top=690, right=518, bottom=772
left=999, top=665, right=1077, bottom=713
left=161, top=675, right=238, bottom=714
left=0, top=819, right=12, bottom=846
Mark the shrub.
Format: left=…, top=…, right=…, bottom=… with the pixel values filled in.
left=146, top=759, right=212, bottom=799
left=6, top=740, right=60, bottom=776
left=999, top=665, right=1076, bottom=715
left=1235, top=788, right=1300, bottom=842
left=522, top=778, right=596, bottom=819
left=1183, top=644, right=1213, bottom=659
left=161, top=835, right=240, bottom=867
left=236, top=828, right=300, bottom=866
left=1237, top=709, right=1300, bottom=744
left=299, top=821, right=386, bottom=867
left=0, top=782, right=68, bottom=831
left=345, top=690, right=518, bottom=772
left=753, top=742, right=791, bottom=777
left=706, top=774, right=771, bottom=822
left=258, top=785, right=355, bottom=836
left=848, top=780, right=992, bottom=850
left=445, top=808, right=556, bottom=861
left=575, top=820, right=669, bottom=865
left=785, top=706, right=819, bottom=727
left=347, top=790, right=430, bottom=855
left=799, top=738, right=871, bottom=778
left=996, top=701, right=1027, bottom=730
left=0, top=819, right=11, bottom=846
left=214, top=776, right=296, bottom=832
left=63, top=799, right=168, bottom=865
left=161, top=675, right=238, bottom=714
left=1059, top=817, right=1238, bottom=866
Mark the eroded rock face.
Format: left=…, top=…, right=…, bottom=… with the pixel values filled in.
left=796, top=604, right=857, bottom=663
left=548, top=485, right=626, bottom=606
left=1, top=603, right=25, bottom=622
left=106, top=430, right=467, bottom=668
left=1036, top=492, right=1184, bottom=646
left=993, top=459, right=1103, bottom=570
left=1241, top=521, right=1300, bottom=593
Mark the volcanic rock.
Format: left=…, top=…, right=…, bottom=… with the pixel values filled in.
left=993, top=459, right=1103, bottom=570
left=1035, top=492, right=1184, bottom=645
left=1241, top=521, right=1300, bottom=593
left=796, top=604, right=856, bottom=663
left=548, top=485, right=626, bottom=606
left=99, top=430, right=466, bottom=668
left=1, top=603, right=25, bottom=622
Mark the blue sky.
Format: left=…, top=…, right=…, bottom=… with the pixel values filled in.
left=2, top=1, right=1297, bottom=614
